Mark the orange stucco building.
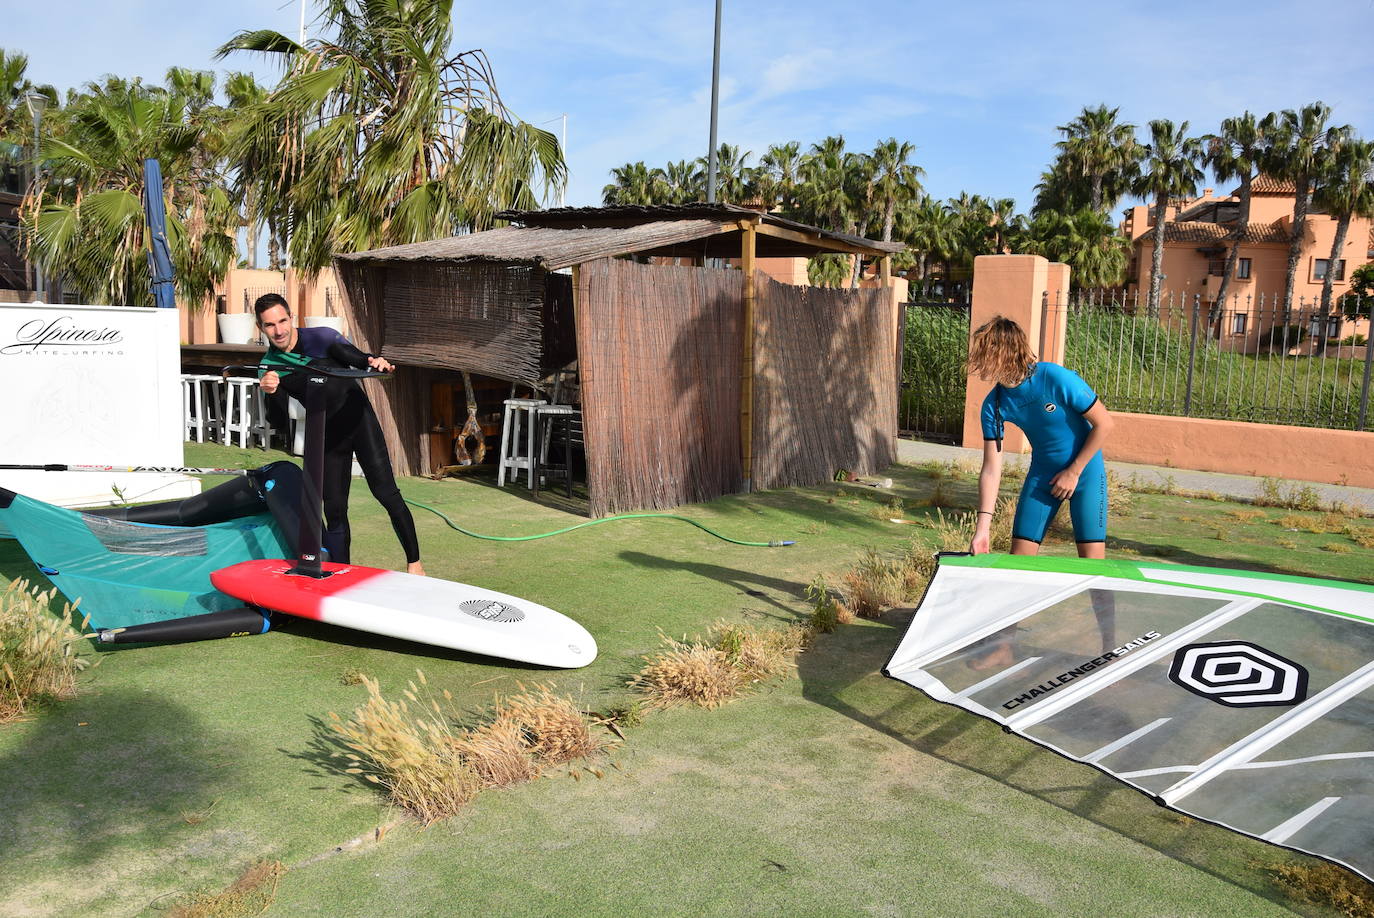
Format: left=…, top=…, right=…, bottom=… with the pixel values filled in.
left=1123, top=177, right=1373, bottom=306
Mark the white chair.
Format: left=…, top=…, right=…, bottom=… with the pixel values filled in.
left=223, top=377, right=273, bottom=449
left=288, top=397, right=307, bottom=455
left=180, top=374, right=224, bottom=443
left=497, top=398, right=546, bottom=487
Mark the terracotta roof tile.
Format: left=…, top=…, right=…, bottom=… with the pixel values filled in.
left=1138, top=220, right=1290, bottom=245
left=1237, top=175, right=1296, bottom=196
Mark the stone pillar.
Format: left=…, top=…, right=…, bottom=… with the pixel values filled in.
left=961, top=255, right=1071, bottom=451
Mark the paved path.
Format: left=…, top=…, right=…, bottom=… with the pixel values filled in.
left=895, top=438, right=1374, bottom=515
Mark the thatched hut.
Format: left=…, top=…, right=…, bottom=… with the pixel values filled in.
left=331, top=204, right=905, bottom=516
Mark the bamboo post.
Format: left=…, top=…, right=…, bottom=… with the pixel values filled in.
left=740, top=222, right=757, bottom=492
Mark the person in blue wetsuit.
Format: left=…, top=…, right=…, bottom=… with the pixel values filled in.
left=254, top=293, right=425, bottom=577
left=968, top=315, right=1115, bottom=668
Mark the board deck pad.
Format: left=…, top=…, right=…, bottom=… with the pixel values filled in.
left=212, top=559, right=596, bottom=668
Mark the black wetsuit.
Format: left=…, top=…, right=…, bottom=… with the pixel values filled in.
left=260, top=328, right=420, bottom=565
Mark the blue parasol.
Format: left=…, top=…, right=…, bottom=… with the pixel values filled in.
left=142, top=158, right=176, bottom=309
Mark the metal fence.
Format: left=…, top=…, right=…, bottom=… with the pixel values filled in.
left=1064, top=289, right=1374, bottom=431
left=899, top=299, right=970, bottom=443
left=243, top=285, right=288, bottom=312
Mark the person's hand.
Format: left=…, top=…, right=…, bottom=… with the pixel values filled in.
left=970, top=530, right=991, bottom=555
left=367, top=355, right=394, bottom=373
left=1049, top=466, right=1081, bottom=499
left=260, top=370, right=280, bottom=395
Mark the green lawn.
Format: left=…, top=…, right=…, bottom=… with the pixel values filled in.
left=1, top=445, right=1367, bottom=916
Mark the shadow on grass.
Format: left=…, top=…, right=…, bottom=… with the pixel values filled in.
left=0, top=690, right=245, bottom=879
left=795, top=609, right=1304, bottom=912
left=617, top=550, right=806, bottom=621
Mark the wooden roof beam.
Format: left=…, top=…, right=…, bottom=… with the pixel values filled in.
left=753, top=221, right=879, bottom=256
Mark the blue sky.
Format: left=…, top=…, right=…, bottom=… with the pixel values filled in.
left=7, top=0, right=1373, bottom=217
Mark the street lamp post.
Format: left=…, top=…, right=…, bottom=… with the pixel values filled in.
left=25, top=93, right=48, bottom=302
left=705, top=0, right=722, bottom=203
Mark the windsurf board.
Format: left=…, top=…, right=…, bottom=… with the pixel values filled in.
left=211, top=559, right=596, bottom=668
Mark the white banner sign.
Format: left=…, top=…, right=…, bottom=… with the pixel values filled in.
left=0, top=304, right=183, bottom=466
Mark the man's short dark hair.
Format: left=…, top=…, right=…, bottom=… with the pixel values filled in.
left=254, top=293, right=291, bottom=320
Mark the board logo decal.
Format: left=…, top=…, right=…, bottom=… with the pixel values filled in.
left=460, top=599, right=525, bottom=623
left=1168, top=641, right=1308, bottom=707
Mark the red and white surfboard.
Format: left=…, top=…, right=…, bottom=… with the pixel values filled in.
left=211, top=560, right=596, bottom=668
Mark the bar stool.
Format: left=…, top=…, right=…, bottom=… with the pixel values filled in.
left=180, top=374, right=224, bottom=442
left=223, top=377, right=272, bottom=449
left=497, top=397, right=546, bottom=487
left=533, top=405, right=581, bottom=497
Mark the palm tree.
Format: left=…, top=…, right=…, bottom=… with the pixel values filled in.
left=1134, top=119, right=1204, bottom=313
left=867, top=138, right=924, bottom=243
left=1313, top=134, right=1374, bottom=332
left=696, top=143, right=752, bottom=204
left=1261, top=103, right=1338, bottom=314
left=26, top=76, right=236, bottom=306
left=218, top=0, right=565, bottom=272
left=899, top=198, right=958, bottom=297
left=756, top=141, right=802, bottom=212
left=223, top=71, right=272, bottom=267
left=796, top=135, right=855, bottom=234
left=660, top=159, right=702, bottom=204
left=1203, top=112, right=1264, bottom=311
left=1016, top=208, right=1128, bottom=289
left=1054, top=104, right=1142, bottom=213
left=0, top=50, right=56, bottom=145
left=602, top=161, right=660, bottom=205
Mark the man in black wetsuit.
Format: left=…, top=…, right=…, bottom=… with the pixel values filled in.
left=254, top=293, right=425, bottom=576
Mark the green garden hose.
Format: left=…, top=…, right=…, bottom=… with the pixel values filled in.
left=403, top=498, right=795, bottom=547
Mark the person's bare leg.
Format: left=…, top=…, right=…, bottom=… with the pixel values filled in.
left=407, top=560, right=427, bottom=576
left=968, top=537, right=1040, bottom=670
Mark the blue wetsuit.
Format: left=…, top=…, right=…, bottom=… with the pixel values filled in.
left=980, top=362, right=1106, bottom=544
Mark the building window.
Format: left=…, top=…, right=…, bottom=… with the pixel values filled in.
left=1207, top=257, right=1226, bottom=276
left=1230, top=312, right=1248, bottom=335
left=1309, top=314, right=1341, bottom=339
left=1314, top=258, right=1346, bottom=281
left=1236, top=258, right=1251, bottom=279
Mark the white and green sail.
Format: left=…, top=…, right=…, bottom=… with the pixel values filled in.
left=885, top=553, right=1374, bottom=881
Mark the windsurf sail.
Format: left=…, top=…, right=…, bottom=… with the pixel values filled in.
left=0, top=463, right=302, bottom=630
left=884, top=553, right=1374, bottom=881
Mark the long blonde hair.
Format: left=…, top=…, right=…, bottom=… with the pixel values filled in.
left=968, top=315, right=1037, bottom=386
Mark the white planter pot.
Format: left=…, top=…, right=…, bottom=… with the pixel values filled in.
left=304, top=315, right=347, bottom=338
left=217, top=312, right=259, bottom=345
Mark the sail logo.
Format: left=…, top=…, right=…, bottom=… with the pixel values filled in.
left=1168, top=641, right=1309, bottom=707
left=460, top=599, right=525, bottom=623
left=1, top=316, right=126, bottom=355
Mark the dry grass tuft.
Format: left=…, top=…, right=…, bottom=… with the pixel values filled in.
left=449, top=718, right=540, bottom=788
left=1264, top=860, right=1374, bottom=917
left=168, top=859, right=285, bottom=918
left=713, top=620, right=809, bottom=682
left=1227, top=508, right=1268, bottom=523
left=328, top=673, right=605, bottom=819
left=923, top=482, right=957, bottom=509
left=1322, top=542, right=1352, bottom=554
left=0, top=580, right=94, bottom=724
left=1106, top=470, right=1135, bottom=516
left=630, top=622, right=809, bottom=710
left=328, top=675, right=482, bottom=823
left=1255, top=478, right=1323, bottom=511
left=1276, top=536, right=1299, bottom=550
left=804, top=576, right=852, bottom=633
left=491, top=683, right=602, bottom=766
left=1349, top=527, right=1374, bottom=549
left=837, top=551, right=912, bottom=618
left=629, top=637, right=742, bottom=710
